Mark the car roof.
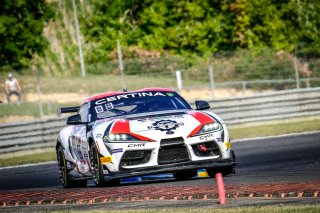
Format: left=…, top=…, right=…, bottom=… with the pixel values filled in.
left=83, top=87, right=176, bottom=104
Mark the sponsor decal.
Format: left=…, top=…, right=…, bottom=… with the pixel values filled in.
left=137, top=115, right=184, bottom=123
left=128, top=144, right=146, bottom=148
left=224, top=141, right=232, bottom=150
left=111, top=148, right=123, bottom=153
left=96, top=133, right=102, bottom=138
left=217, top=137, right=222, bottom=142
left=148, top=120, right=184, bottom=135
left=199, top=133, right=214, bottom=141
left=100, top=156, right=113, bottom=164
left=95, top=92, right=166, bottom=105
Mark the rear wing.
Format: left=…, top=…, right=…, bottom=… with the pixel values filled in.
left=56, top=106, right=79, bottom=117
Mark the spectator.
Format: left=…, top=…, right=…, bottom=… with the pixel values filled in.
left=4, top=73, right=21, bottom=104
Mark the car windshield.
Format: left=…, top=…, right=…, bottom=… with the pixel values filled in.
left=89, top=91, right=191, bottom=120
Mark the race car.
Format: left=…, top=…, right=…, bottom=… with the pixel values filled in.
left=56, top=88, right=236, bottom=188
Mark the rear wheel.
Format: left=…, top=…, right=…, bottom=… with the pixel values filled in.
left=173, top=170, right=197, bottom=181
left=90, top=143, right=120, bottom=187
left=56, top=145, right=87, bottom=188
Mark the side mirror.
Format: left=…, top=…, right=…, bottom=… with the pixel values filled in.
left=195, top=100, right=210, bottom=110
left=66, top=114, right=82, bottom=125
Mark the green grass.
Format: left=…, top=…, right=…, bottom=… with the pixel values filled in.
left=0, top=117, right=320, bottom=168
left=229, top=117, right=320, bottom=140
left=0, top=152, right=56, bottom=167
left=52, top=205, right=320, bottom=213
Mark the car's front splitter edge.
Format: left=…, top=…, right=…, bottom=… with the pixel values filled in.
left=103, top=159, right=237, bottom=181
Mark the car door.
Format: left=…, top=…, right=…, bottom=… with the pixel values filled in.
left=69, top=103, right=91, bottom=175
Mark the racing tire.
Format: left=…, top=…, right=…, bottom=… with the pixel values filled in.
left=90, top=144, right=121, bottom=187
left=56, top=145, right=87, bottom=188
left=207, top=150, right=236, bottom=177
left=173, top=170, right=197, bottom=181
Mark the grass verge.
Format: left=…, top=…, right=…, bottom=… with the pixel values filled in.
left=0, top=117, right=320, bottom=168
left=229, top=116, right=320, bottom=140
left=0, top=152, right=56, bottom=168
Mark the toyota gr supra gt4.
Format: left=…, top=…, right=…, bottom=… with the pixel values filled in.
left=56, top=88, right=236, bottom=187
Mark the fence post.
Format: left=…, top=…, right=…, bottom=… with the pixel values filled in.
left=35, top=56, right=44, bottom=119
left=294, top=50, right=300, bottom=89
left=209, top=54, right=215, bottom=99
left=117, top=40, right=127, bottom=91
left=242, top=81, right=247, bottom=95
left=176, top=70, right=183, bottom=94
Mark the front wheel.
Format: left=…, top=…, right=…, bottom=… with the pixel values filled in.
left=90, top=143, right=120, bottom=187
left=56, top=145, right=87, bottom=188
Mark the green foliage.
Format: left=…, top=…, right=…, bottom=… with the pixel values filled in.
left=0, top=0, right=54, bottom=70
left=80, top=0, right=320, bottom=64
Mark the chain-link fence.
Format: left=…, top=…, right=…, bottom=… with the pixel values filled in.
left=80, top=47, right=320, bottom=99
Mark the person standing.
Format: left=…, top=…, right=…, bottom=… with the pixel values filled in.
left=4, top=73, right=21, bottom=104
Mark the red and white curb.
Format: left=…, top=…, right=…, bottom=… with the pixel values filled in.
left=1, top=181, right=319, bottom=207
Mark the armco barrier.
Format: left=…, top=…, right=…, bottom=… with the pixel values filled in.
left=0, top=88, right=320, bottom=154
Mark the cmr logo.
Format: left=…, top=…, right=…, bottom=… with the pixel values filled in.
left=128, top=143, right=146, bottom=148
left=199, top=133, right=214, bottom=141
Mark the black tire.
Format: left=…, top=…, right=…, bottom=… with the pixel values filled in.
left=56, top=145, right=87, bottom=188
left=173, top=170, right=197, bottom=181
left=90, top=143, right=105, bottom=186
left=89, top=143, right=120, bottom=187
left=207, top=150, right=236, bottom=177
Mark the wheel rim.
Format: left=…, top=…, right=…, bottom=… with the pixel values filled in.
left=90, top=146, right=101, bottom=184
left=57, top=148, right=67, bottom=186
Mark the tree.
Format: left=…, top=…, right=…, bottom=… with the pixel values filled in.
left=0, top=0, right=54, bottom=70
left=81, top=0, right=320, bottom=63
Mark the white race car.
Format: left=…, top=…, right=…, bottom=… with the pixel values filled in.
left=56, top=88, right=236, bottom=187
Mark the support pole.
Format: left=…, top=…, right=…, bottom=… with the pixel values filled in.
left=215, top=172, right=226, bottom=205
left=35, top=58, right=44, bottom=118
left=294, top=48, right=300, bottom=89
left=117, top=40, right=127, bottom=91
left=72, top=0, right=86, bottom=77
left=176, top=70, right=183, bottom=94
left=209, top=54, right=215, bottom=98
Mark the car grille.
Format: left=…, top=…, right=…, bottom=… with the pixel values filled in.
left=120, top=150, right=151, bottom=167
left=158, top=137, right=189, bottom=165
left=191, top=141, right=221, bottom=157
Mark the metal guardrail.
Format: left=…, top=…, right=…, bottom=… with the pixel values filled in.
left=1, top=88, right=320, bottom=154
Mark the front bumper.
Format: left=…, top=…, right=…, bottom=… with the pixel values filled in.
left=104, top=158, right=237, bottom=181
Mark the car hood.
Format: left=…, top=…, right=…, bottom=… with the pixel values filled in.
left=98, top=110, right=217, bottom=141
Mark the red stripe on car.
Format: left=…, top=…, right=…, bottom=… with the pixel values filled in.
left=111, top=120, right=130, bottom=134
left=187, top=111, right=215, bottom=137
left=111, top=120, right=155, bottom=142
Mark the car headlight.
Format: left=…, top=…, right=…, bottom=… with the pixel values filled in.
left=104, top=133, right=140, bottom=142
left=197, top=122, right=222, bottom=135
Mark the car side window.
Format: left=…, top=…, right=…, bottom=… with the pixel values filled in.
left=79, top=103, right=89, bottom=123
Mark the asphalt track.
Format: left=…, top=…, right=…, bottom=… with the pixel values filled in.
left=0, top=132, right=320, bottom=210
left=1, top=131, right=320, bottom=190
